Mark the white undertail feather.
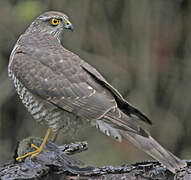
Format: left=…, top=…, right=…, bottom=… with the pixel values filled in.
left=91, top=120, right=122, bottom=142
left=101, top=108, right=187, bottom=174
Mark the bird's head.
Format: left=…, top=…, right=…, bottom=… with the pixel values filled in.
left=28, top=11, right=73, bottom=39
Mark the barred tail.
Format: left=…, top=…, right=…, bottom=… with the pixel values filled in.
left=103, top=107, right=186, bottom=173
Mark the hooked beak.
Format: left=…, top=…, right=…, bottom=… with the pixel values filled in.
left=64, top=20, right=73, bottom=31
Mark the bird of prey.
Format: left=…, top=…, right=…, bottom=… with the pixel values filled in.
left=8, top=11, right=186, bottom=173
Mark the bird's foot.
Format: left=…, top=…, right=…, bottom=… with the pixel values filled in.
left=16, top=128, right=51, bottom=161
left=16, top=143, right=44, bottom=161
left=30, top=143, right=43, bottom=159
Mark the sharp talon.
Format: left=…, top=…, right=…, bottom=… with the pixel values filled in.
left=16, top=149, right=38, bottom=161
left=16, top=145, right=42, bottom=161
left=30, top=147, right=42, bottom=159
left=31, top=143, right=39, bottom=150
left=16, top=129, right=51, bottom=161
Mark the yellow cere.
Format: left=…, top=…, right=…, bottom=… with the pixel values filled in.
left=66, top=20, right=71, bottom=25
left=51, top=18, right=61, bottom=26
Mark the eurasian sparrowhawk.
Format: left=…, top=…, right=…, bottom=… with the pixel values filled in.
left=8, top=11, right=186, bottom=173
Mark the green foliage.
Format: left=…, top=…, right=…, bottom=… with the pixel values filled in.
left=15, top=1, right=46, bottom=22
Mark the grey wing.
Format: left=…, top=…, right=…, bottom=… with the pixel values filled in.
left=81, top=62, right=152, bottom=125
left=10, top=51, right=117, bottom=121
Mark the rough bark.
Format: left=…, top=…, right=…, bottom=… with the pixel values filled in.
left=0, top=137, right=190, bottom=180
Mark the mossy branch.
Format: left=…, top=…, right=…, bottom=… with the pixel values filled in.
left=0, top=137, right=190, bottom=180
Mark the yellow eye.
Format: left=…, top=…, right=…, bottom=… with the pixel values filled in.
left=51, top=18, right=61, bottom=26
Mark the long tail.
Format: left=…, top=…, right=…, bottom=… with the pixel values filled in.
left=122, top=131, right=186, bottom=173
left=103, top=107, right=186, bottom=174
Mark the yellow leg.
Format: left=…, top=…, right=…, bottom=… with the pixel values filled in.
left=16, top=128, right=51, bottom=161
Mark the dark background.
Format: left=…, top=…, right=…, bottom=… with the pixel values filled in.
left=0, top=0, right=191, bottom=166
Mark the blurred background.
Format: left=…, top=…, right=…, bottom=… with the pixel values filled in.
left=0, top=0, right=191, bottom=167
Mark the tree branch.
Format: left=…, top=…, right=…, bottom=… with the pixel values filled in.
left=0, top=137, right=190, bottom=179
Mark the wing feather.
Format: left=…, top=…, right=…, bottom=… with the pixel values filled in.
left=81, top=63, right=152, bottom=124
left=11, top=50, right=116, bottom=120
left=11, top=33, right=150, bottom=124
